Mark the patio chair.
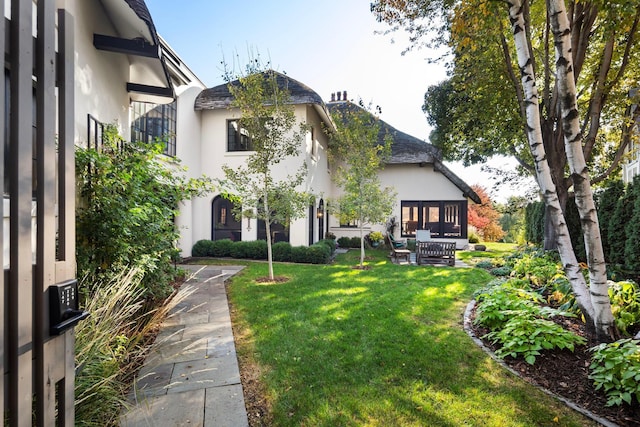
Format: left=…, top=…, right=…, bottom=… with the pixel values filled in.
left=388, top=233, right=407, bottom=249
left=385, top=234, right=411, bottom=263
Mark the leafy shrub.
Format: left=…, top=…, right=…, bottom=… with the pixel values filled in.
left=337, top=236, right=351, bottom=248
left=475, top=260, right=494, bottom=270
left=589, top=339, right=640, bottom=406
left=468, top=232, right=480, bottom=243
left=308, top=243, right=331, bottom=264
left=325, top=231, right=336, bottom=240
left=546, top=276, right=579, bottom=314
left=211, top=239, right=234, bottom=257
left=272, top=242, right=292, bottom=262
left=350, top=237, right=362, bottom=248
left=511, top=252, right=563, bottom=287
left=76, top=127, right=210, bottom=298
left=490, top=266, right=512, bottom=277
left=318, top=239, right=336, bottom=254
left=474, top=283, right=543, bottom=330
left=608, top=281, right=640, bottom=336
left=290, top=246, right=309, bottom=263
left=230, top=241, right=252, bottom=259
left=484, top=310, right=586, bottom=365
left=246, top=240, right=268, bottom=259
left=192, top=239, right=215, bottom=257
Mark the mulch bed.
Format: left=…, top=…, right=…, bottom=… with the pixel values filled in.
left=469, top=304, right=640, bottom=426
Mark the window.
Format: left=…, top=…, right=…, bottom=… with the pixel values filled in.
left=227, top=120, right=254, bottom=152
left=400, top=200, right=467, bottom=238
left=130, top=101, right=177, bottom=156
left=339, top=218, right=358, bottom=228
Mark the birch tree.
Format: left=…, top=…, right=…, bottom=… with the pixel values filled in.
left=328, top=102, right=396, bottom=268
left=219, top=63, right=309, bottom=280
left=371, top=0, right=635, bottom=339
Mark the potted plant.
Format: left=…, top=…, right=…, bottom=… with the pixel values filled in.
left=368, top=231, right=384, bottom=248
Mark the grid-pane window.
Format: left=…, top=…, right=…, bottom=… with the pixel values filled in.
left=227, top=120, right=254, bottom=152
left=400, top=200, right=467, bottom=238
left=130, top=101, right=177, bottom=156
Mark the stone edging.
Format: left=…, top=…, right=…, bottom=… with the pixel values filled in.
left=463, top=300, right=619, bottom=427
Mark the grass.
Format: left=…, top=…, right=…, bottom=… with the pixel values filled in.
left=458, top=241, right=519, bottom=266
left=227, top=248, right=597, bottom=426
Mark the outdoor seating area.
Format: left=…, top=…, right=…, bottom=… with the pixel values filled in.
left=386, top=232, right=457, bottom=266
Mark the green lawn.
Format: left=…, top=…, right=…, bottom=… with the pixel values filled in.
left=224, top=248, right=595, bottom=426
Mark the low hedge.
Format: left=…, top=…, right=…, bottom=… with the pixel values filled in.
left=191, top=239, right=331, bottom=264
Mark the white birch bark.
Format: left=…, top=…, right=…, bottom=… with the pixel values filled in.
left=547, top=0, right=616, bottom=340
left=506, top=0, right=599, bottom=334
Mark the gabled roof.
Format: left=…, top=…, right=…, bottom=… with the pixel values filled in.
left=327, top=100, right=480, bottom=204
left=96, top=0, right=174, bottom=103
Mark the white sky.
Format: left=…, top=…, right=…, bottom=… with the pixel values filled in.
left=145, top=0, right=528, bottom=202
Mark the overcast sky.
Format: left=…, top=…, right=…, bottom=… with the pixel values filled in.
left=145, top=0, right=527, bottom=202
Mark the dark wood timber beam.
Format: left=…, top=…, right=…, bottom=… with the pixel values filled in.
left=93, top=33, right=158, bottom=58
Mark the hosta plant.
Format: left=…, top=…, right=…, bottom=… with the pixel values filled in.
left=589, top=339, right=640, bottom=406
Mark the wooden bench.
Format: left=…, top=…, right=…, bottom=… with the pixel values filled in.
left=386, top=234, right=411, bottom=263
left=416, top=241, right=456, bottom=266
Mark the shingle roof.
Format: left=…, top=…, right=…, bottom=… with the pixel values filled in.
left=194, top=70, right=324, bottom=110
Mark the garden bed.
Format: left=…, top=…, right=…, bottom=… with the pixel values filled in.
left=469, top=304, right=640, bottom=426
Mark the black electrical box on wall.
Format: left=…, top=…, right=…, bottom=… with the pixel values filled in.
left=49, top=279, right=89, bottom=335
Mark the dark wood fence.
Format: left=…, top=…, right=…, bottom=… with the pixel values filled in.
left=3, top=1, right=76, bottom=425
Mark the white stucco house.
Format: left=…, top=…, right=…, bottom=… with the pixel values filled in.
left=171, top=73, right=480, bottom=255
left=49, top=0, right=479, bottom=258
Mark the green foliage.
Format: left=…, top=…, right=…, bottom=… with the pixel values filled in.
left=318, top=239, right=337, bottom=254
left=337, top=236, right=350, bottom=248
left=475, top=278, right=585, bottom=365
left=75, top=126, right=211, bottom=298
left=475, top=260, right=494, bottom=270
left=524, top=202, right=545, bottom=245
left=484, top=311, right=587, bottom=365
left=596, top=180, right=625, bottom=261
left=511, top=251, right=564, bottom=287
left=608, top=281, right=640, bottom=336
left=192, top=239, right=215, bottom=257
left=211, top=239, right=234, bottom=257
left=229, top=240, right=267, bottom=260
left=272, top=241, right=292, bottom=262
left=328, top=101, right=397, bottom=266
left=474, top=282, right=543, bottom=330
left=75, top=268, right=184, bottom=425
left=589, top=339, right=640, bottom=406
left=490, top=266, right=512, bottom=277
left=468, top=231, right=480, bottom=243
left=218, top=58, right=310, bottom=278
left=609, top=183, right=635, bottom=266
left=625, top=177, right=640, bottom=272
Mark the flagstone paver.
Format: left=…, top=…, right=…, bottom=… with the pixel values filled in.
left=120, top=265, right=248, bottom=427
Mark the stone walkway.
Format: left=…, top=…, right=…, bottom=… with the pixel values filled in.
left=120, top=265, right=248, bottom=427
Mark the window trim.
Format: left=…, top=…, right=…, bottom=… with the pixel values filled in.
left=400, top=200, right=468, bottom=239
left=227, top=119, right=255, bottom=152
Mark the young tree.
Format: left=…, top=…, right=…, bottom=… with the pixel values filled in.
left=219, top=63, right=309, bottom=280
left=328, top=101, right=396, bottom=268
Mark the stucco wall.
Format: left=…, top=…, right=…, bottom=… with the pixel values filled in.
left=62, top=0, right=132, bottom=143
left=188, top=103, right=334, bottom=249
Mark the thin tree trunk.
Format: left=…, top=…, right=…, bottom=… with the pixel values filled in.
left=506, top=0, right=596, bottom=332
left=263, top=192, right=274, bottom=280
left=548, top=0, right=617, bottom=340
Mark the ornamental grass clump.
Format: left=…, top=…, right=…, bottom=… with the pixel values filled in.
left=75, top=268, right=191, bottom=425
